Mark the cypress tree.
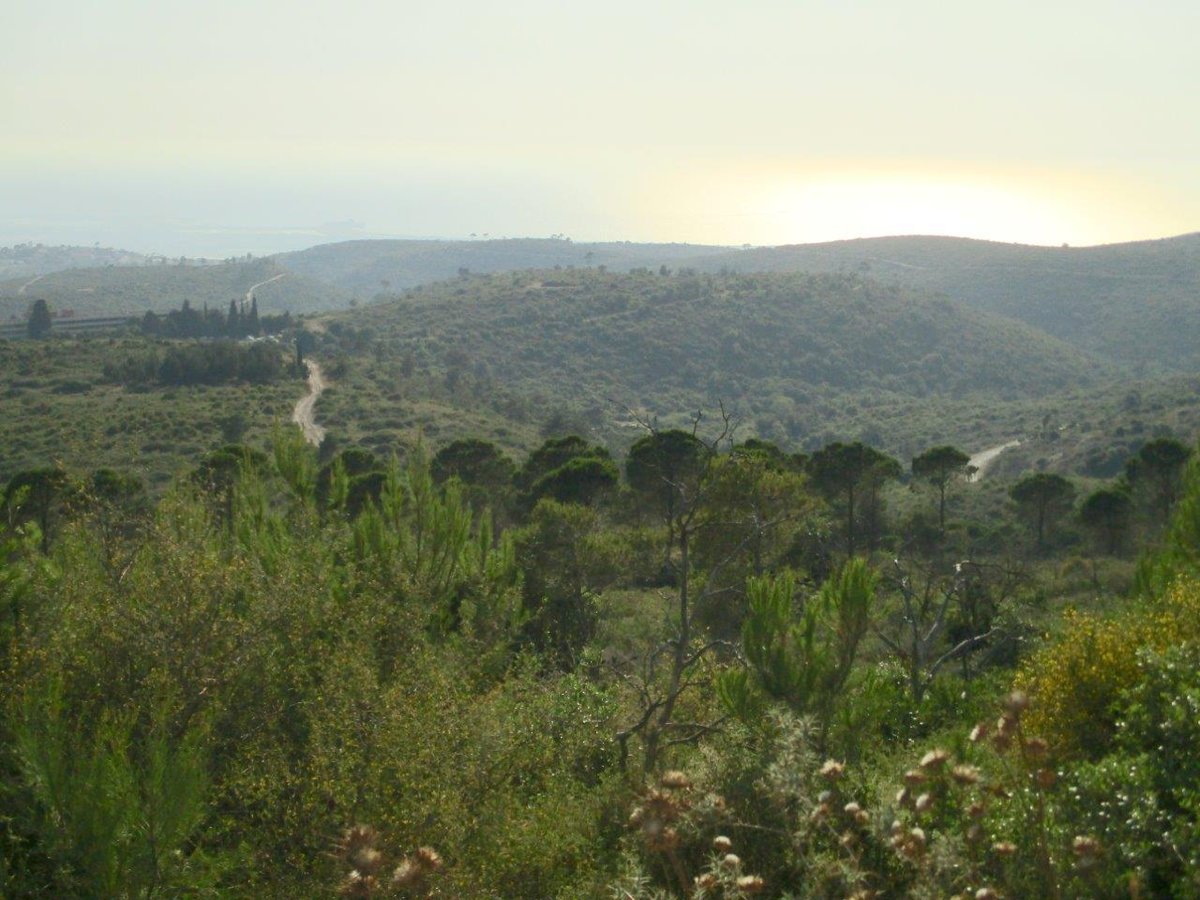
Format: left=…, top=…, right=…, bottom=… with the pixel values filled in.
left=227, top=299, right=241, bottom=337
left=27, top=299, right=52, bottom=339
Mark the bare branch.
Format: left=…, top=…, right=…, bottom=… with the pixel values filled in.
left=664, top=717, right=729, bottom=748
left=929, top=627, right=999, bottom=677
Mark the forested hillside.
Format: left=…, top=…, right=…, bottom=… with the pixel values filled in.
left=327, top=268, right=1106, bottom=448
left=274, top=232, right=1200, bottom=372
left=686, top=233, right=1200, bottom=371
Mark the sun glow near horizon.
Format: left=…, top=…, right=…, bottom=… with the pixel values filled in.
left=641, top=162, right=1200, bottom=250
left=767, top=176, right=1079, bottom=246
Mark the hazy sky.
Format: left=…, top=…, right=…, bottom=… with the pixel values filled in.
left=4, top=0, right=1199, bottom=255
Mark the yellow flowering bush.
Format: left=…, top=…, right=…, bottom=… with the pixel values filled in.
left=1017, top=577, right=1200, bottom=755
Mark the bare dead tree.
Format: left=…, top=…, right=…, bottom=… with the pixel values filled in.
left=613, top=405, right=800, bottom=775
left=875, top=557, right=1023, bottom=702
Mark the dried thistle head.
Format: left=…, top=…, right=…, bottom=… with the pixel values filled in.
left=338, top=825, right=379, bottom=860
left=914, top=793, right=934, bottom=814
left=660, top=770, right=691, bottom=790
left=349, top=847, right=383, bottom=876
left=951, top=764, right=981, bottom=786
left=895, top=827, right=926, bottom=861
left=640, top=815, right=664, bottom=844
left=413, top=847, right=442, bottom=873
left=992, top=841, right=1017, bottom=857
left=1005, top=690, right=1030, bottom=716
left=644, top=787, right=685, bottom=822
left=920, top=748, right=950, bottom=772
left=712, top=835, right=733, bottom=852
left=649, top=826, right=680, bottom=852
left=969, top=722, right=989, bottom=743
left=336, top=824, right=385, bottom=895
left=392, top=846, right=444, bottom=889
left=991, top=724, right=1013, bottom=752
left=721, top=853, right=741, bottom=869
left=820, top=759, right=845, bottom=781
left=339, top=871, right=379, bottom=898
left=736, top=874, right=766, bottom=894
left=392, top=860, right=421, bottom=889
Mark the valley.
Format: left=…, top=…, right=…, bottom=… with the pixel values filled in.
left=2, top=231, right=1199, bottom=899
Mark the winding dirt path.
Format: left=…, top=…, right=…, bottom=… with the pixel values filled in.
left=292, top=360, right=326, bottom=446
left=17, top=274, right=45, bottom=295
left=967, top=440, right=1020, bottom=482
left=246, top=272, right=285, bottom=304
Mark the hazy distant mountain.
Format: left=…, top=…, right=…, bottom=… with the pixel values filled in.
left=684, top=233, right=1200, bottom=372
left=0, top=257, right=350, bottom=322
left=0, top=244, right=150, bottom=280
left=276, top=238, right=731, bottom=294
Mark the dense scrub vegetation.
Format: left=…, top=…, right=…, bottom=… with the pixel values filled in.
left=0, top=339, right=300, bottom=489
left=2, top=405, right=1199, bottom=896
left=278, top=232, right=1200, bottom=373
left=352, top=269, right=1104, bottom=402
left=308, top=268, right=1200, bottom=471
left=651, top=232, right=1200, bottom=373
left=103, top=341, right=285, bottom=387
left=137, top=297, right=293, bottom=340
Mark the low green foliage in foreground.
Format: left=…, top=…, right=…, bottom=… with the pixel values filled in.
left=1, top=423, right=1199, bottom=897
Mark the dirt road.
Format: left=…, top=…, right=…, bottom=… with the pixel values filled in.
left=967, top=440, right=1020, bottom=482
left=17, top=274, right=45, bottom=296
left=292, top=360, right=326, bottom=446
left=246, top=272, right=285, bottom=304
